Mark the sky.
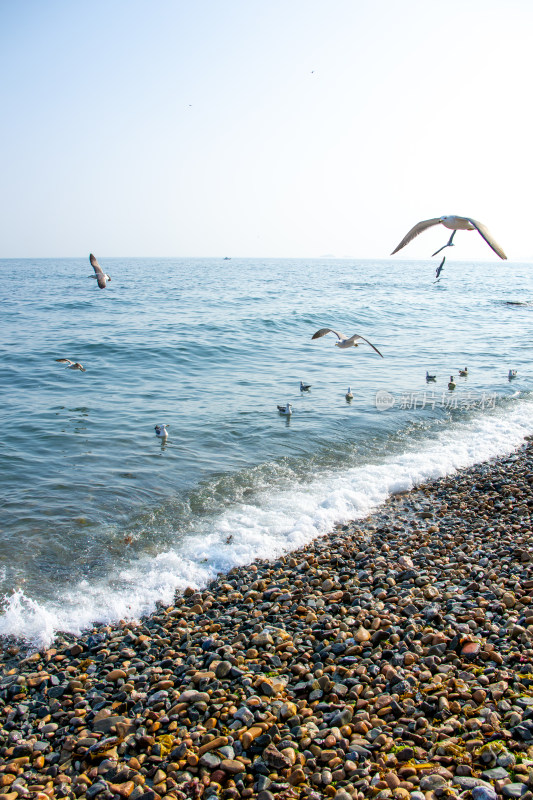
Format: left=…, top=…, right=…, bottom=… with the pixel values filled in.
left=1, top=0, right=532, bottom=259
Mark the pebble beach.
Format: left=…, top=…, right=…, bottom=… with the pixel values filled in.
left=1, top=442, right=533, bottom=800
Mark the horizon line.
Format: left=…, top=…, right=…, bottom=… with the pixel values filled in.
left=1, top=254, right=531, bottom=262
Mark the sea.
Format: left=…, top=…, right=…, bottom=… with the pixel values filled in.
left=1, top=256, right=532, bottom=649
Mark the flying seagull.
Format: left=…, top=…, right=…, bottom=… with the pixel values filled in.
left=89, top=253, right=111, bottom=288
left=432, top=232, right=456, bottom=258
left=55, top=359, right=86, bottom=371
left=300, top=381, right=312, bottom=391
left=391, top=215, right=507, bottom=260
left=435, top=256, right=445, bottom=280
left=311, top=328, right=384, bottom=357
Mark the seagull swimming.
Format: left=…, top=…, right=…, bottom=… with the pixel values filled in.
left=345, top=387, right=354, bottom=400
left=55, top=359, right=86, bottom=371
left=89, top=254, right=111, bottom=289
left=426, top=371, right=436, bottom=382
left=277, top=403, right=292, bottom=416
left=311, top=328, right=384, bottom=357
left=391, top=216, right=507, bottom=260
left=508, top=369, right=517, bottom=380
left=448, top=376, right=456, bottom=390
left=459, top=367, right=468, bottom=377
left=155, top=424, right=169, bottom=438
left=300, top=381, right=312, bottom=391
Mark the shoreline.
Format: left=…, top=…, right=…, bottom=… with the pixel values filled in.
left=1, top=442, right=532, bottom=800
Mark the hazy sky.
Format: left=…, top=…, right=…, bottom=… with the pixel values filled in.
left=1, top=0, right=532, bottom=259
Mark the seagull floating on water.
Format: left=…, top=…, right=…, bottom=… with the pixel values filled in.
left=508, top=369, right=517, bottom=380
left=448, top=376, right=456, bottom=390
left=345, top=387, right=354, bottom=400
left=391, top=215, right=507, bottom=260
left=55, top=359, right=86, bottom=371
left=459, top=367, right=468, bottom=377
left=155, top=424, right=169, bottom=438
left=89, top=254, right=111, bottom=289
left=300, top=381, right=312, bottom=391
left=311, top=328, right=384, bottom=357
left=277, top=403, right=292, bottom=416
left=426, top=371, right=436, bottom=382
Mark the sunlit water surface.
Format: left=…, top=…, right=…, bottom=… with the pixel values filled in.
left=1, top=257, right=532, bottom=647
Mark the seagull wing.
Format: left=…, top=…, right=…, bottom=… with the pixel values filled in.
left=311, top=328, right=346, bottom=340
left=348, top=334, right=384, bottom=358
left=391, top=218, right=442, bottom=255
left=466, top=219, right=507, bottom=260
left=90, top=253, right=104, bottom=274
left=55, top=358, right=73, bottom=364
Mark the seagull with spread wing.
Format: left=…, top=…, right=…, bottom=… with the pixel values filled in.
left=391, top=215, right=507, bottom=260
left=89, top=253, right=111, bottom=288
left=311, top=328, right=384, bottom=357
left=435, top=256, right=446, bottom=279
left=55, top=359, right=86, bottom=371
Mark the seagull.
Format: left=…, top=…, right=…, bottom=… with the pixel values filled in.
left=432, top=231, right=456, bottom=257
left=391, top=216, right=507, bottom=260
left=155, top=424, right=169, bottom=438
left=300, top=381, right=312, bottom=391
left=435, top=256, right=445, bottom=280
left=459, top=367, right=468, bottom=377
left=89, top=254, right=111, bottom=289
left=311, top=328, right=384, bottom=357
left=426, top=371, right=436, bottom=382
left=277, top=403, right=292, bottom=416
left=448, top=376, right=456, bottom=390
left=55, top=359, right=86, bottom=371
left=508, top=369, right=517, bottom=380
left=345, top=387, right=354, bottom=400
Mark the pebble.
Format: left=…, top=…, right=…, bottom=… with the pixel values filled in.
left=1, top=443, right=533, bottom=800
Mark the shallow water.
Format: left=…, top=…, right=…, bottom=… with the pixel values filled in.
left=1, top=256, right=532, bottom=647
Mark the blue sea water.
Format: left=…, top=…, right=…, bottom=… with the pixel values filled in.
left=1, top=256, right=532, bottom=648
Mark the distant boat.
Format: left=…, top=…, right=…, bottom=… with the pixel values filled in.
left=223, top=257, right=231, bottom=260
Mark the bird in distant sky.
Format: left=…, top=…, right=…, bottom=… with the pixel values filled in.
left=55, top=359, right=86, bottom=371
left=312, top=328, right=384, bottom=357
left=89, top=254, right=111, bottom=288
left=391, top=215, right=507, bottom=260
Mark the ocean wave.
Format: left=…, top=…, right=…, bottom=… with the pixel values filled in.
left=2, top=397, right=532, bottom=649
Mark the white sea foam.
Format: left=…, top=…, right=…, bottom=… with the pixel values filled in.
left=1, top=398, right=533, bottom=649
